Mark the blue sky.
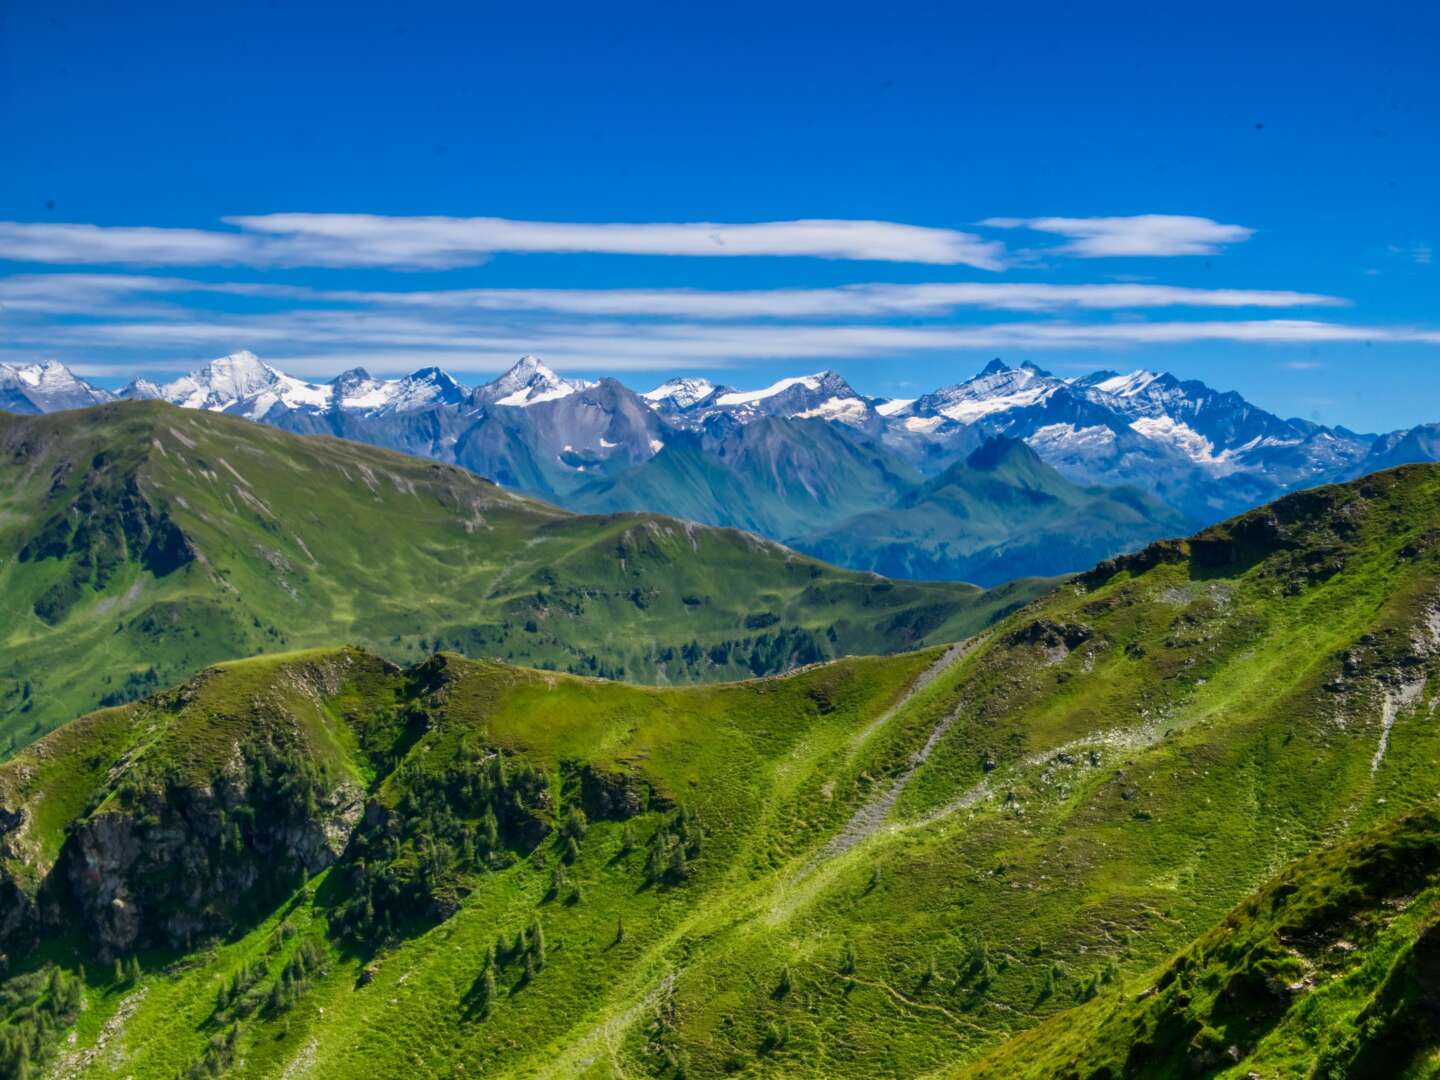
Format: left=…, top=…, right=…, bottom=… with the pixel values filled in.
left=1, top=0, right=1437, bottom=431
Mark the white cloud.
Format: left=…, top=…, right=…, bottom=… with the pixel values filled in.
left=0, top=223, right=258, bottom=267
left=13, top=311, right=1440, bottom=379
left=0, top=273, right=1343, bottom=319
left=980, top=214, right=1254, bottom=257
left=0, top=216, right=1006, bottom=269
left=226, top=214, right=1007, bottom=267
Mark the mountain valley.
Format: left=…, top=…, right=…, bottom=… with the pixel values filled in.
left=0, top=402, right=1036, bottom=750
left=8, top=351, right=1437, bottom=587
left=2, top=461, right=1439, bottom=1077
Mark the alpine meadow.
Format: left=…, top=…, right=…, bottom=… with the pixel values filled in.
left=3, top=2, right=1440, bottom=1076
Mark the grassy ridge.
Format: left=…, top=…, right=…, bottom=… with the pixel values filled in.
left=2, top=463, right=1440, bottom=1076
left=0, top=402, right=1041, bottom=751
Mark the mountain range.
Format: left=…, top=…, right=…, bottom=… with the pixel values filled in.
left=3, top=459, right=1439, bottom=1078
left=4, top=351, right=1437, bottom=582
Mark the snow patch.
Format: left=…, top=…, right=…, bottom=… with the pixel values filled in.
left=794, top=396, right=870, bottom=424
left=715, top=374, right=823, bottom=407
left=875, top=398, right=914, bottom=416
left=1129, top=415, right=1220, bottom=465
left=1091, top=370, right=1159, bottom=397
left=903, top=415, right=945, bottom=433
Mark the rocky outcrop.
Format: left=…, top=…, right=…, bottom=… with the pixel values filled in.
left=576, top=764, right=663, bottom=820
left=61, top=765, right=361, bottom=958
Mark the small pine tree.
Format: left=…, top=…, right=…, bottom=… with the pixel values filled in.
left=127, top=956, right=141, bottom=983
left=562, top=806, right=588, bottom=841
left=841, top=943, right=856, bottom=975
left=614, top=916, right=626, bottom=945
left=476, top=949, right=497, bottom=1018
left=776, top=965, right=792, bottom=996
left=619, top=821, right=636, bottom=854
left=922, top=953, right=937, bottom=987
left=529, top=918, right=546, bottom=970
left=113, top=958, right=124, bottom=984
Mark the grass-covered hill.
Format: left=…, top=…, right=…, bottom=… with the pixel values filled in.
left=968, top=805, right=1440, bottom=1079
left=0, top=402, right=1039, bottom=750
left=2, top=461, right=1440, bottom=1077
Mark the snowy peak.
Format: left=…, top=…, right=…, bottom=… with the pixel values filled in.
left=641, top=377, right=719, bottom=411
left=0, top=359, right=114, bottom=412
left=683, top=370, right=873, bottom=428
left=1079, top=369, right=1160, bottom=399
left=476, top=355, right=591, bottom=408
left=383, top=367, right=468, bottom=412
left=913, top=358, right=1064, bottom=424
left=714, top=371, right=842, bottom=408
left=330, top=365, right=467, bottom=414
left=161, top=350, right=291, bottom=412
left=119, top=377, right=165, bottom=401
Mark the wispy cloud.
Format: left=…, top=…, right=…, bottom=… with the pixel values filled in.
left=12, top=311, right=1439, bottom=380
left=0, top=216, right=1007, bottom=269
left=980, top=214, right=1254, bottom=257
left=0, top=273, right=1344, bottom=319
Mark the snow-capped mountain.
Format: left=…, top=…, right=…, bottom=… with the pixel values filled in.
left=121, top=351, right=469, bottom=420
left=904, top=359, right=1062, bottom=425
left=132, top=350, right=330, bottom=418
left=0, top=360, right=114, bottom=413
left=332, top=366, right=469, bottom=414
left=641, top=377, right=719, bottom=412
left=1, top=350, right=1430, bottom=533
left=646, top=370, right=878, bottom=429
left=470, top=355, right=594, bottom=408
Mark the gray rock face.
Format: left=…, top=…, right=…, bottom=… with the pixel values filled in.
left=62, top=771, right=362, bottom=958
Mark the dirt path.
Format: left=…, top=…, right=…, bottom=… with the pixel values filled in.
left=536, top=971, right=678, bottom=1079
left=847, top=636, right=981, bottom=754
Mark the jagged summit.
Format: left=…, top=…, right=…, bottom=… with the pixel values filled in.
left=474, top=354, right=592, bottom=407
left=642, top=376, right=719, bottom=410
left=0, top=359, right=115, bottom=412
left=0, top=350, right=1422, bottom=526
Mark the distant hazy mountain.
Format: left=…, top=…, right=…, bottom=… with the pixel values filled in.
left=571, top=415, right=922, bottom=539
left=0, top=360, right=115, bottom=413
left=795, top=436, right=1192, bottom=585
left=8, top=352, right=1438, bottom=583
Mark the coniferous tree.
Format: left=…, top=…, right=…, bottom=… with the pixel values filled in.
left=476, top=946, right=497, bottom=1018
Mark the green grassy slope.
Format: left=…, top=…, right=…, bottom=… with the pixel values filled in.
left=797, top=436, right=1193, bottom=585
left=3, top=463, right=1440, bottom=1077
left=0, top=402, right=1039, bottom=750
left=968, top=805, right=1440, bottom=1079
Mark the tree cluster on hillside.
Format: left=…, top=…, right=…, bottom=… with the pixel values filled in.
left=0, top=966, right=85, bottom=1080
left=333, top=749, right=553, bottom=941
